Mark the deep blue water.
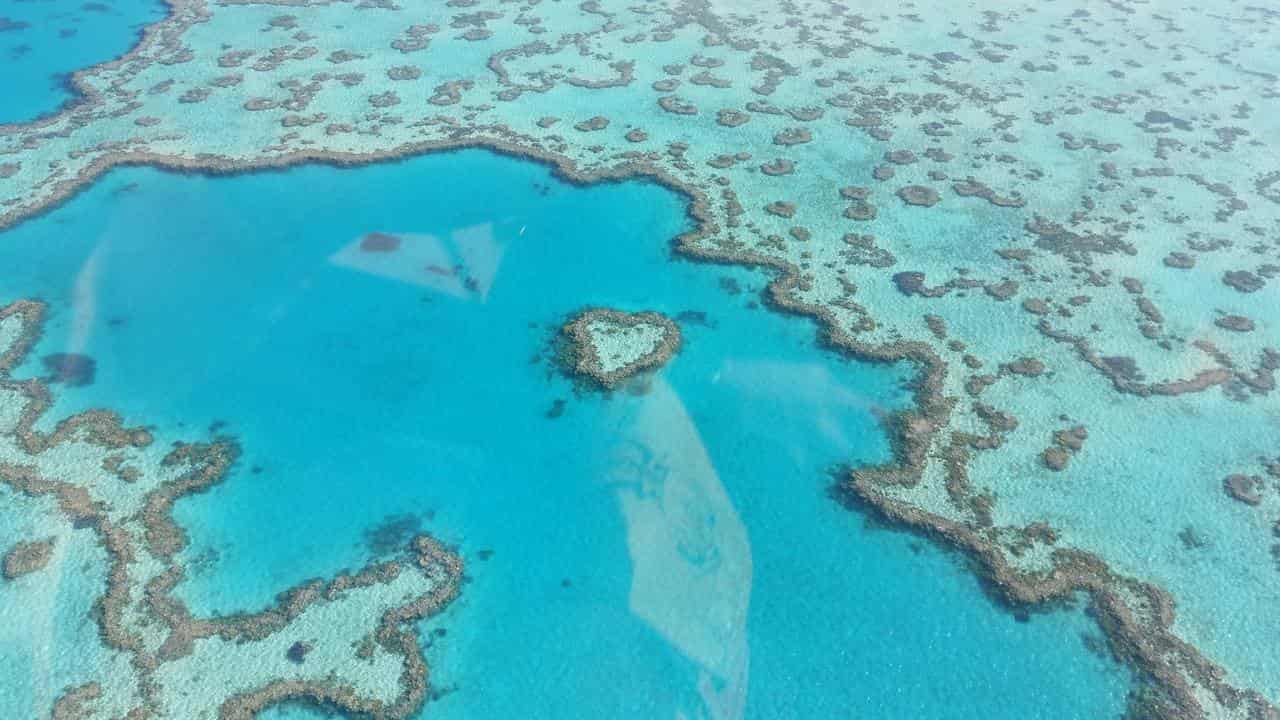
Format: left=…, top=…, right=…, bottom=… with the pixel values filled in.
left=0, top=150, right=1132, bottom=718
left=0, top=0, right=164, bottom=124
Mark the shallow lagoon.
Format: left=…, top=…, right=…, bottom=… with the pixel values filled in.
left=0, top=149, right=1130, bottom=717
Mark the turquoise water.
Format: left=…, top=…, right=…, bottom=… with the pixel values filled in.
left=0, top=0, right=164, bottom=124
left=0, top=150, right=1132, bottom=717
left=0, top=487, right=134, bottom=719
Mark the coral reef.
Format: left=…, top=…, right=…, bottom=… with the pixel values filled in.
left=0, top=300, right=464, bottom=719
left=1, top=0, right=1279, bottom=716
left=2, top=537, right=55, bottom=579
left=559, top=308, right=681, bottom=389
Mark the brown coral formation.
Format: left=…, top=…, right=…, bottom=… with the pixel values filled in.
left=1215, top=315, right=1256, bottom=333
left=0, top=300, right=465, bottom=719
left=360, top=232, right=401, bottom=252
left=897, top=184, right=940, bottom=207
left=574, top=116, right=609, bottom=132
left=1042, top=426, right=1088, bottom=472
left=760, top=158, right=795, bottom=176
left=559, top=308, right=681, bottom=389
left=1223, top=474, right=1264, bottom=506
left=2, top=538, right=55, bottom=579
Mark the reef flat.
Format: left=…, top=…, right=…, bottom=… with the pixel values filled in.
left=0, top=0, right=1278, bottom=718
left=560, top=308, right=681, bottom=388
left=0, top=300, right=464, bottom=718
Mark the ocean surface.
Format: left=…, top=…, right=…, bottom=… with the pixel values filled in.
left=0, top=150, right=1132, bottom=717
left=6, top=0, right=1279, bottom=716
left=0, top=0, right=164, bottom=124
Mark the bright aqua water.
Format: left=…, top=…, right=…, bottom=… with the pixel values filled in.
left=0, top=0, right=164, bottom=124
left=0, top=150, right=1131, bottom=718
left=0, top=487, right=133, bottom=719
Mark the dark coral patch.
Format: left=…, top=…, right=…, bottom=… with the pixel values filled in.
left=286, top=641, right=313, bottom=664
left=897, top=185, right=940, bottom=207
left=1223, top=474, right=1263, bottom=506
left=760, top=159, right=795, bottom=176
left=3, top=539, right=54, bottom=580
left=1215, top=315, right=1255, bottom=332
left=42, top=353, right=95, bottom=386
left=1223, top=270, right=1265, bottom=293
left=360, top=232, right=401, bottom=253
